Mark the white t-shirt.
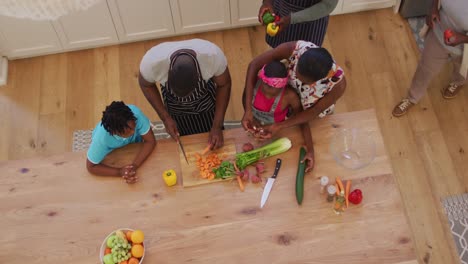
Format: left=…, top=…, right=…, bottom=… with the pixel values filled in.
left=434, top=0, right=468, bottom=56
left=139, top=39, right=228, bottom=84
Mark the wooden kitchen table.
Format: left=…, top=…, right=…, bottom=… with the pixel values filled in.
left=0, top=109, right=417, bottom=264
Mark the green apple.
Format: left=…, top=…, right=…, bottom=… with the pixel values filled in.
left=106, top=235, right=117, bottom=248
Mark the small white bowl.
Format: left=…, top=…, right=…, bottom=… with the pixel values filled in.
left=99, top=228, right=145, bottom=264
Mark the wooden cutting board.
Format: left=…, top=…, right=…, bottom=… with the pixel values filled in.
left=179, top=138, right=237, bottom=187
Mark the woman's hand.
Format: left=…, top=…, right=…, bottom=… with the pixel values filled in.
left=256, top=123, right=281, bottom=140
left=301, top=149, right=315, bottom=172
left=258, top=0, right=274, bottom=24
left=163, top=116, right=180, bottom=142
left=208, top=127, right=224, bottom=149
left=426, top=6, right=440, bottom=29
left=445, top=30, right=468, bottom=46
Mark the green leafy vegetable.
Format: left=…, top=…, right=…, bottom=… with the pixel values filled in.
left=212, top=161, right=236, bottom=179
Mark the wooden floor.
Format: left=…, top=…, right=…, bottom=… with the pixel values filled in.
left=1, top=8, right=466, bottom=264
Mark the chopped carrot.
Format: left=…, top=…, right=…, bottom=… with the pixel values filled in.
left=345, top=180, right=351, bottom=208
left=195, top=153, right=202, bottom=160
left=202, top=145, right=211, bottom=155
left=336, top=177, right=344, bottom=195
left=236, top=175, right=244, bottom=192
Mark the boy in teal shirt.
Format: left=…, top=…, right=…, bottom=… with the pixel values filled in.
left=86, top=101, right=156, bottom=183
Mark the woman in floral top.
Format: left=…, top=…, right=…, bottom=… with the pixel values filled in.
left=243, top=40, right=346, bottom=139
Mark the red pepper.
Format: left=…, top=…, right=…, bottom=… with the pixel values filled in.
left=348, top=189, right=363, bottom=205
left=444, top=29, right=456, bottom=43
left=274, top=15, right=280, bottom=22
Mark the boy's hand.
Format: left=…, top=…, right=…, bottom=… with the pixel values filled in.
left=445, top=30, right=468, bottom=46
left=426, top=6, right=440, bottom=29
left=120, top=165, right=138, bottom=184
left=301, top=147, right=315, bottom=172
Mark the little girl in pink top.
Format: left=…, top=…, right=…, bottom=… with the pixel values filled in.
left=247, top=60, right=315, bottom=172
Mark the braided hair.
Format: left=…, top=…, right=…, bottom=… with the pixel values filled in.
left=101, top=101, right=136, bottom=135
left=297, top=47, right=333, bottom=83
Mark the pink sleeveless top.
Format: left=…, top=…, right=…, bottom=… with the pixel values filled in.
left=253, top=82, right=289, bottom=123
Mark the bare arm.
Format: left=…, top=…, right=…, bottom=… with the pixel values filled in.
left=211, top=67, right=232, bottom=131
left=138, top=72, right=179, bottom=141
left=277, top=76, right=347, bottom=130
left=131, top=129, right=156, bottom=169
left=86, top=159, right=121, bottom=176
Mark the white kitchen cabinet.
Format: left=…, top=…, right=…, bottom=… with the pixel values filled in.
left=230, top=0, right=262, bottom=27
left=0, top=15, right=62, bottom=59
left=342, top=0, right=396, bottom=14
left=52, top=0, right=118, bottom=51
left=331, top=0, right=345, bottom=15
left=107, top=0, right=175, bottom=42
left=170, top=0, right=231, bottom=34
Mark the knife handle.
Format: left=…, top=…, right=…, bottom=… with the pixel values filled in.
left=271, top=159, right=282, bottom=179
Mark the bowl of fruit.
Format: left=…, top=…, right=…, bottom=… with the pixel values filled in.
left=100, top=228, right=145, bottom=264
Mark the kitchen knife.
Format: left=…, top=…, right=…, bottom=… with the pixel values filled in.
left=178, top=139, right=189, bottom=165
left=260, top=158, right=282, bottom=208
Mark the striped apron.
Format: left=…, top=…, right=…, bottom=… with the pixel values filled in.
left=161, top=51, right=217, bottom=136
left=266, top=0, right=329, bottom=48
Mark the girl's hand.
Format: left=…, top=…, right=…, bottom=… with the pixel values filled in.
left=257, top=123, right=281, bottom=140
left=258, top=0, right=274, bottom=24
left=242, top=111, right=256, bottom=134
left=301, top=148, right=315, bottom=172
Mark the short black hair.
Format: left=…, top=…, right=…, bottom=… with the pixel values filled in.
left=297, top=47, right=333, bottom=82
left=101, top=101, right=136, bottom=135
left=264, top=60, right=288, bottom=78
left=168, top=55, right=198, bottom=97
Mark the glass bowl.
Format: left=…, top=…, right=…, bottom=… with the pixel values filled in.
left=329, top=128, right=376, bottom=170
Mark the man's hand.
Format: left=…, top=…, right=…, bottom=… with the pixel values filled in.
left=258, top=0, right=274, bottom=24
left=426, top=6, right=440, bottom=29
left=275, top=15, right=291, bottom=33
left=208, top=127, right=224, bottom=149
left=445, top=30, right=468, bottom=47
left=163, top=116, right=180, bottom=142
left=120, top=164, right=138, bottom=184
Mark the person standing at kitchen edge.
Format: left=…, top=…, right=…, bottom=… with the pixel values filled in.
left=392, top=0, right=468, bottom=117
left=138, top=39, right=232, bottom=149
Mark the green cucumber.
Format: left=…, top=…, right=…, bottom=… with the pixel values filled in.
left=296, top=146, right=307, bottom=205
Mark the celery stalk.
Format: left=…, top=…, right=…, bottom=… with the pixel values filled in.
left=235, top=137, right=292, bottom=170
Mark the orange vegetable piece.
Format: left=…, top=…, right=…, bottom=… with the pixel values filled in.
left=236, top=175, right=244, bottom=192
left=345, top=180, right=351, bottom=208
left=202, top=145, right=211, bottom=155
left=336, top=177, right=344, bottom=194
left=119, top=261, right=128, bottom=264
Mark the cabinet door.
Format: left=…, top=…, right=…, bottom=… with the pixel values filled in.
left=170, top=0, right=231, bottom=34
left=0, top=15, right=62, bottom=59
left=342, top=0, right=396, bottom=14
left=330, top=0, right=345, bottom=15
left=108, top=0, right=175, bottom=43
left=230, top=0, right=262, bottom=26
left=52, top=0, right=118, bottom=51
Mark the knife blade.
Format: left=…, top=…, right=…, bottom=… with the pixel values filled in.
left=178, top=140, right=189, bottom=165
left=260, top=158, right=282, bottom=208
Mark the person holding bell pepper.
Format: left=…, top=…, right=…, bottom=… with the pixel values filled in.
left=392, top=0, right=468, bottom=117
left=258, top=0, right=339, bottom=48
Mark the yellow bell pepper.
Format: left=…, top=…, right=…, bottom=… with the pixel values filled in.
left=266, top=23, right=279, bottom=37
left=162, top=169, right=177, bottom=186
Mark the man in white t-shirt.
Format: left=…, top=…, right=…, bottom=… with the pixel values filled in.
left=138, top=39, right=232, bottom=149
left=393, top=0, right=468, bottom=117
